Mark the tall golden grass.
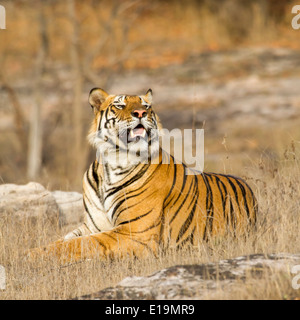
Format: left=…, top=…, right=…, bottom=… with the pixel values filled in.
left=0, top=143, right=299, bottom=300
left=1, top=0, right=300, bottom=300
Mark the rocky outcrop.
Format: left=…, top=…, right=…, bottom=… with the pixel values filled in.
left=0, top=182, right=59, bottom=221
left=0, top=182, right=83, bottom=225
left=1, top=183, right=299, bottom=300
left=77, top=253, right=300, bottom=300
left=52, top=190, right=83, bottom=225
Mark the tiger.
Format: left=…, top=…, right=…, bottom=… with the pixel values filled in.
left=29, top=88, right=258, bottom=264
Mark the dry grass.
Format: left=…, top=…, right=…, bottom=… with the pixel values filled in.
left=0, top=0, right=300, bottom=300
left=0, top=145, right=299, bottom=300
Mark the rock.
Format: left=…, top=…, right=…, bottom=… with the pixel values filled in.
left=51, top=190, right=83, bottom=226
left=0, top=182, right=83, bottom=226
left=76, top=253, right=300, bottom=300
left=0, top=265, right=5, bottom=291
left=0, top=182, right=59, bottom=221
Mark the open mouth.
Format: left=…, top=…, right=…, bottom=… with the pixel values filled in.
left=117, top=123, right=150, bottom=144
left=129, top=124, right=146, bottom=139
left=128, top=124, right=148, bottom=142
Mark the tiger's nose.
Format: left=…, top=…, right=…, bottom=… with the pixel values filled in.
left=132, top=109, right=147, bottom=118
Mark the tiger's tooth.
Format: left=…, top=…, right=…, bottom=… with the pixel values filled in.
left=129, top=127, right=146, bottom=139
left=130, top=129, right=135, bottom=138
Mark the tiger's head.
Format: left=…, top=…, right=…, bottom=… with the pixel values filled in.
left=88, top=88, right=162, bottom=165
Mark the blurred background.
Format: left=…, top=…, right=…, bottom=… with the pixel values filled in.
left=0, top=0, right=299, bottom=191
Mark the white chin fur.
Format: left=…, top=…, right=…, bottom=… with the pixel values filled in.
left=89, top=128, right=160, bottom=166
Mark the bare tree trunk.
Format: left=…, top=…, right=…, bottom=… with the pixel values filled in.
left=68, top=0, right=85, bottom=187
left=82, top=0, right=148, bottom=88
left=27, top=1, right=47, bottom=180
left=1, top=83, right=27, bottom=154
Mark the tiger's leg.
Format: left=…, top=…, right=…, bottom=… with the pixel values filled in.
left=63, top=223, right=93, bottom=240
left=28, top=226, right=159, bottom=265
left=63, top=208, right=113, bottom=240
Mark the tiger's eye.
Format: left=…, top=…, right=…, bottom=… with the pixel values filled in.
left=115, top=105, right=125, bottom=110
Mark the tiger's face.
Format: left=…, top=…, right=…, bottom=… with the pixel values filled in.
left=88, top=88, right=162, bottom=165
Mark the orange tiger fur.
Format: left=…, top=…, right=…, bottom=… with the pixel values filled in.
left=29, top=88, right=257, bottom=265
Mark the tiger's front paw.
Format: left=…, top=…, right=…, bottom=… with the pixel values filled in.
left=25, top=239, right=65, bottom=265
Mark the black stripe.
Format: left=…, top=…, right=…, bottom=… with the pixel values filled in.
left=105, top=163, right=151, bottom=200
left=92, top=161, right=99, bottom=187
left=84, top=184, right=104, bottom=212
left=103, top=108, right=109, bottom=128
left=101, top=231, right=118, bottom=242
left=86, top=164, right=99, bottom=196
left=98, top=110, right=104, bottom=131
left=224, top=176, right=242, bottom=219
left=171, top=166, right=188, bottom=207
left=178, top=226, right=196, bottom=247
left=115, top=166, right=135, bottom=176
left=242, top=179, right=258, bottom=224
left=216, top=176, right=231, bottom=226
left=176, top=196, right=198, bottom=243
left=202, top=173, right=214, bottom=240
left=169, top=173, right=196, bottom=224
left=229, top=197, right=236, bottom=234
left=210, top=173, right=231, bottom=219
left=127, top=217, right=161, bottom=234
left=111, top=182, right=149, bottom=207
left=213, top=174, right=226, bottom=219
left=211, top=173, right=245, bottom=231
left=111, top=230, right=156, bottom=255
left=233, top=178, right=251, bottom=220
left=159, top=209, right=165, bottom=245
left=83, top=198, right=101, bottom=232
left=112, top=187, right=157, bottom=224
left=111, top=188, right=150, bottom=222
left=86, top=170, right=97, bottom=194
left=218, top=176, right=238, bottom=232
left=92, top=237, right=108, bottom=252
left=163, top=155, right=177, bottom=208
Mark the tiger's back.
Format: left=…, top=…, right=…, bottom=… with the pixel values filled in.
left=65, top=148, right=257, bottom=256
left=161, top=156, right=257, bottom=247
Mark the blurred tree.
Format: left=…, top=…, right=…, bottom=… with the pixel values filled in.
left=27, top=0, right=48, bottom=180
left=83, top=0, right=149, bottom=87
left=67, top=0, right=85, bottom=186
left=0, top=0, right=297, bottom=188
left=1, top=82, right=27, bottom=156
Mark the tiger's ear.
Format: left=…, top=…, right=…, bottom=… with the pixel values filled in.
left=89, top=88, right=109, bottom=113
left=144, top=88, right=153, bottom=104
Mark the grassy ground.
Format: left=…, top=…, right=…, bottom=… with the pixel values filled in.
left=0, top=0, right=300, bottom=300
left=0, top=147, right=299, bottom=300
